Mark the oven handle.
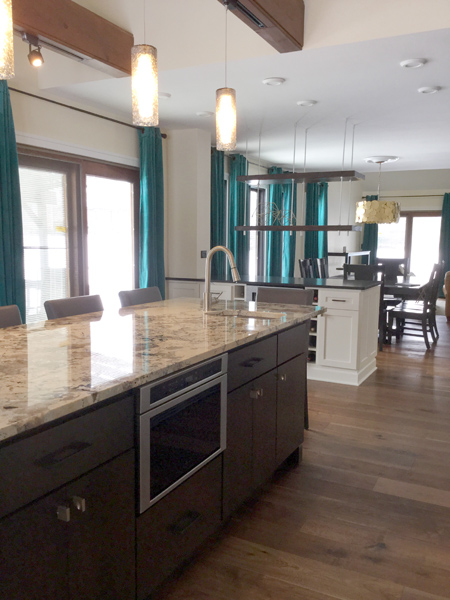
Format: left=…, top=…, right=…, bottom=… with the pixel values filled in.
left=168, top=510, right=201, bottom=535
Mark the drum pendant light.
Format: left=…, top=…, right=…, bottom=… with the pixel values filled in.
left=355, top=157, right=401, bottom=224
left=216, top=1, right=236, bottom=151
left=0, top=0, right=14, bottom=79
left=131, top=1, right=158, bottom=126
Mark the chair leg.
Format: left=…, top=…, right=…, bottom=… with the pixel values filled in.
left=429, top=317, right=437, bottom=343
left=422, top=319, right=431, bottom=349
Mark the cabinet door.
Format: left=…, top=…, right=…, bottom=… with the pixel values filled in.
left=67, top=450, right=135, bottom=600
left=252, top=369, right=277, bottom=490
left=276, top=354, right=306, bottom=465
left=0, top=489, right=70, bottom=600
left=223, top=382, right=253, bottom=519
left=316, top=308, right=359, bottom=369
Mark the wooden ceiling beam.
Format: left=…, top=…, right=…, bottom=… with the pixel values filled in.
left=219, top=0, right=305, bottom=53
left=12, top=0, right=134, bottom=76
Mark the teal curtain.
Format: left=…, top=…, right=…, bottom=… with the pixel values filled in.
left=0, top=82, right=25, bottom=321
left=361, top=195, right=378, bottom=265
left=266, top=167, right=283, bottom=276
left=305, top=182, right=328, bottom=260
left=228, top=154, right=248, bottom=277
left=210, top=149, right=226, bottom=280
left=138, top=127, right=165, bottom=298
left=282, top=180, right=297, bottom=277
left=439, top=192, right=450, bottom=296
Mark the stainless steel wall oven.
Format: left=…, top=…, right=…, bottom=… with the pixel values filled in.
left=138, top=355, right=227, bottom=513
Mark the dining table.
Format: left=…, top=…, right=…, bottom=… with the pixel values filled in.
left=383, top=276, right=427, bottom=300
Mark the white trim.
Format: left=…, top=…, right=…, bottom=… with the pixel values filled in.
left=307, top=359, right=376, bottom=386
left=15, top=131, right=140, bottom=168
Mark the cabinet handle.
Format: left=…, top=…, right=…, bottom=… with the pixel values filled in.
left=72, top=496, right=86, bottom=512
left=278, top=373, right=287, bottom=382
left=57, top=505, right=71, bottom=522
left=250, top=388, right=263, bottom=399
left=35, top=441, right=92, bottom=468
left=331, top=299, right=346, bottom=303
left=240, top=357, right=263, bottom=368
left=168, top=510, right=201, bottom=535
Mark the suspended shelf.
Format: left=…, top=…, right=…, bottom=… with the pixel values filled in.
left=236, top=170, right=365, bottom=185
left=235, top=225, right=362, bottom=232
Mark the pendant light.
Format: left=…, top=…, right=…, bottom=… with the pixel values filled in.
left=0, top=0, right=14, bottom=80
left=216, top=1, right=236, bottom=151
left=355, top=157, right=401, bottom=224
left=131, top=0, right=158, bottom=127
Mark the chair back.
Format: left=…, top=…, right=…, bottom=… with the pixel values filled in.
left=44, top=295, right=104, bottom=320
left=316, top=257, right=329, bottom=278
left=425, top=262, right=444, bottom=312
left=299, top=258, right=315, bottom=278
left=343, top=264, right=384, bottom=282
left=119, top=286, right=162, bottom=308
left=257, top=287, right=314, bottom=306
left=376, top=258, right=410, bottom=283
left=0, top=305, right=22, bottom=328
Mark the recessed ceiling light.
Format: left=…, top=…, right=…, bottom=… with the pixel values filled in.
left=296, top=100, right=317, bottom=107
left=364, top=156, right=399, bottom=164
left=196, top=111, right=214, bottom=117
left=159, top=92, right=171, bottom=100
left=417, top=86, right=440, bottom=94
left=262, top=77, right=286, bottom=86
left=400, top=58, right=426, bottom=69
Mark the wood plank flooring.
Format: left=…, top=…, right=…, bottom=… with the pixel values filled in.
left=158, top=316, right=450, bottom=600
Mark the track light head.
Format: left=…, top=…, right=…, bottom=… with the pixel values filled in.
left=28, top=44, right=44, bottom=67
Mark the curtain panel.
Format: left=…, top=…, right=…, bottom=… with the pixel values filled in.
left=0, top=82, right=26, bottom=320
left=228, top=154, right=248, bottom=277
left=282, top=180, right=297, bottom=277
left=210, top=149, right=226, bottom=280
left=138, top=127, right=165, bottom=299
left=266, top=167, right=283, bottom=277
left=361, top=195, right=378, bottom=265
left=304, top=182, right=328, bottom=260
left=439, top=192, right=450, bottom=296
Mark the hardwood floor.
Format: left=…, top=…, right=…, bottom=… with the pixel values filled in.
left=158, top=316, right=450, bottom=600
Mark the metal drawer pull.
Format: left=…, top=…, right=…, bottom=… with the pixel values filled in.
left=168, top=510, right=201, bottom=535
left=331, top=299, right=347, bottom=302
left=250, top=388, right=263, bottom=399
left=240, top=357, right=264, bottom=368
left=57, top=505, right=71, bottom=522
left=72, top=496, right=86, bottom=512
left=35, top=441, right=92, bottom=468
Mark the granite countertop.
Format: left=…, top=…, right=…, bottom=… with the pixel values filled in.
left=0, top=298, right=323, bottom=443
left=217, top=275, right=380, bottom=291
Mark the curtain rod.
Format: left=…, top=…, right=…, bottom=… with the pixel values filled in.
left=362, top=193, right=444, bottom=199
left=9, top=87, right=167, bottom=138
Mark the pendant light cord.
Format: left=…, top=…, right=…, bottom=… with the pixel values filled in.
left=225, top=3, right=228, bottom=87
left=143, top=0, right=146, bottom=43
left=377, top=161, right=382, bottom=200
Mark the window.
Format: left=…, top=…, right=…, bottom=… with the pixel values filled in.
left=377, top=211, right=441, bottom=279
left=18, top=150, right=139, bottom=322
left=248, top=186, right=267, bottom=279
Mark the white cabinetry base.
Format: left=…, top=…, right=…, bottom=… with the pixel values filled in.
left=307, top=359, right=377, bottom=386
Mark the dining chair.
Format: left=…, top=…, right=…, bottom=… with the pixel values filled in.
left=316, top=257, right=329, bottom=278
left=0, top=305, right=22, bottom=328
left=388, top=262, right=443, bottom=349
left=343, top=264, right=390, bottom=350
left=44, top=295, right=104, bottom=320
left=376, top=257, right=410, bottom=283
left=119, top=286, right=162, bottom=308
left=257, top=286, right=313, bottom=431
left=299, top=258, right=315, bottom=278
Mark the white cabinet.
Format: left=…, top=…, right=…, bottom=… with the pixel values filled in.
left=307, top=285, right=380, bottom=386
left=166, top=280, right=202, bottom=299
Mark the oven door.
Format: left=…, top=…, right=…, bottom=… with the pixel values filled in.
left=139, top=374, right=227, bottom=513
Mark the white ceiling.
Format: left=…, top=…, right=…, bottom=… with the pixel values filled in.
left=10, top=0, right=450, bottom=174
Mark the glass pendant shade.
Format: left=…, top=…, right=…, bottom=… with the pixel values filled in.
left=131, top=44, right=158, bottom=127
left=0, top=0, right=14, bottom=79
left=355, top=199, right=401, bottom=224
left=216, top=87, right=236, bottom=151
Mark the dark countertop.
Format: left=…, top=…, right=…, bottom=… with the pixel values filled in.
left=216, top=275, right=380, bottom=291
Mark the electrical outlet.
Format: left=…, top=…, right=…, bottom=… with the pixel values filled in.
left=201, top=250, right=207, bottom=258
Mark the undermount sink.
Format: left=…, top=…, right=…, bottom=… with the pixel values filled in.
left=207, top=309, right=287, bottom=319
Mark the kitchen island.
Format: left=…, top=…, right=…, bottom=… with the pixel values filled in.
left=0, top=297, right=321, bottom=600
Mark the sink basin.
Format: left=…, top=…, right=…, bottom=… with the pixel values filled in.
left=207, top=309, right=286, bottom=319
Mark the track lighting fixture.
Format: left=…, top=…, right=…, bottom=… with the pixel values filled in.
left=22, top=33, right=44, bottom=68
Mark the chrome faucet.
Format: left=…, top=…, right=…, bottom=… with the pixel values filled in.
left=203, top=246, right=241, bottom=312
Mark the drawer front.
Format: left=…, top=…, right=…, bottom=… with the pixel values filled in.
left=0, top=396, right=134, bottom=519
left=136, top=457, right=222, bottom=599
left=228, top=335, right=277, bottom=392
left=278, top=322, right=309, bottom=365
left=318, top=289, right=361, bottom=311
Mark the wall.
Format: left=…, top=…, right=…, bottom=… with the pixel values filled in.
left=165, top=128, right=211, bottom=279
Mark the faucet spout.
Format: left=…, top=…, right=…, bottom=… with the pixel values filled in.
left=203, top=246, right=241, bottom=312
